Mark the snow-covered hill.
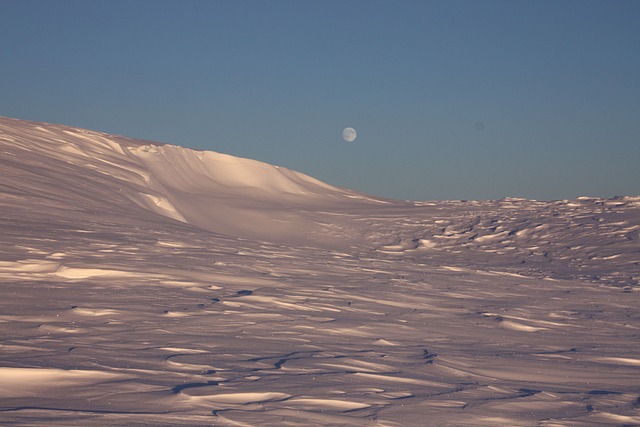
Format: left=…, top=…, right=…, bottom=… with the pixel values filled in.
left=0, top=117, right=392, bottom=248
left=1, top=117, right=639, bottom=426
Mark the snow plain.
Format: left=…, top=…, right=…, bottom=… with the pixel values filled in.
left=1, top=116, right=639, bottom=426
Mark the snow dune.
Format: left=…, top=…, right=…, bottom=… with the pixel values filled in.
left=1, top=117, right=639, bottom=426
left=0, top=367, right=128, bottom=398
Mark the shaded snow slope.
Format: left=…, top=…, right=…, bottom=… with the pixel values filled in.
left=1, top=117, right=640, bottom=426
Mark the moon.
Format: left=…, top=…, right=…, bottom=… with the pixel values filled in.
left=342, top=127, right=357, bottom=142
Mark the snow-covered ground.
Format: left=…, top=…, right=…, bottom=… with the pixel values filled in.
left=1, top=116, right=639, bottom=426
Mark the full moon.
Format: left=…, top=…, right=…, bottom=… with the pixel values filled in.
left=342, top=127, right=357, bottom=142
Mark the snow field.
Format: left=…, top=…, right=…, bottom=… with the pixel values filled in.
left=1, top=117, right=639, bottom=425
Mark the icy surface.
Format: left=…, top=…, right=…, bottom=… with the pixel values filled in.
left=1, top=117, right=639, bottom=426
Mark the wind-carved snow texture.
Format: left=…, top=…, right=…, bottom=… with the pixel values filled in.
left=1, top=116, right=639, bottom=426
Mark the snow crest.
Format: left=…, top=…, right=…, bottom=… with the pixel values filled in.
left=0, top=116, right=382, bottom=247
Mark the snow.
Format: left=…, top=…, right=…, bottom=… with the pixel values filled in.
left=1, top=116, right=639, bottom=426
left=0, top=367, right=128, bottom=398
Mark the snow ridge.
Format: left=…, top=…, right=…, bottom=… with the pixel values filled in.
left=0, top=117, right=384, bottom=247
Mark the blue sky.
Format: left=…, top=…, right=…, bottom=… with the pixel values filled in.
left=1, top=0, right=638, bottom=201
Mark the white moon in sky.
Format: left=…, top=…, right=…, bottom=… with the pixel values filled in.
left=342, top=127, right=357, bottom=142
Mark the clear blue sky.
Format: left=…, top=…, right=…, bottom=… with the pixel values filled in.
left=1, top=0, right=638, bottom=201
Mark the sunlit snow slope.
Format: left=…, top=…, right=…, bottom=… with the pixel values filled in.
left=0, top=117, right=392, bottom=249
left=1, top=117, right=639, bottom=426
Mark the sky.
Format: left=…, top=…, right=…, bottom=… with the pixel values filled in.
left=1, top=0, right=639, bottom=201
